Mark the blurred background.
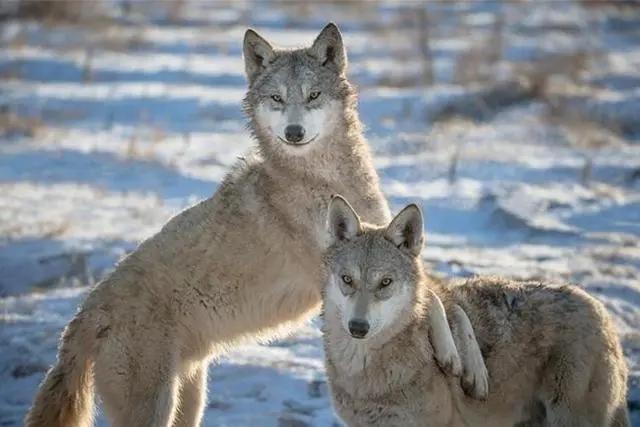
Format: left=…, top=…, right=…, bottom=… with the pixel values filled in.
left=1, top=1, right=639, bottom=425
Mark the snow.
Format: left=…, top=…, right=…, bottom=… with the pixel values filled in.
left=1, top=1, right=639, bottom=426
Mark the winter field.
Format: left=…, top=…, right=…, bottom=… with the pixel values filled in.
left=0, top=1, right=639, bottom=425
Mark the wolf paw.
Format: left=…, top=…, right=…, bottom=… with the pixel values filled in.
left=461, top=359, right=489, bottom=400
left=435, top=346, right=462, bottom=377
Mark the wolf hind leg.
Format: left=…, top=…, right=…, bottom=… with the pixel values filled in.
left=99, top=369, right=180, bottom=427
left=540, top=354, right=603, bottom=427
left=119, top=366, right=180, bottom=427
left=173, top=362, right=208, bottom=427
left=544, top=403, right=598, bottom=427
left=95, top=337, right=181, bottom=427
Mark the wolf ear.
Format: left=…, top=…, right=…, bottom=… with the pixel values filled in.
left=385, top=204, right=424, bottom=256
left=243, top=29, right=274, bottom=85
left=310, top=23, right=347, bottom=72
left=327, top=195, right=361, bottom=245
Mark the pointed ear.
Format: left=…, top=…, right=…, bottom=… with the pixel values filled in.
left=327, top=195, right=361, bottom=245
left=243, top=29, right=274, bottom=85
left=385, top=204, right=424, bottom=256
left=310, top=23, right=347, bottom=72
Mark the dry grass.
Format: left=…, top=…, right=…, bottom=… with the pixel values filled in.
left=554, top=109, right=627, bottom=149
left=432, top=78, right=535, bottom=123
left=0, top=108, right=44, bottom=139
left=454, top=11, right=504, bottom=85
left=123, top=0, right=188, bottom=24
left=2, top=0, right=108, bottom=23
left=579, top=0, right=640, bottom=12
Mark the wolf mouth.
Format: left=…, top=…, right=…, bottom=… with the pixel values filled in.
left=278, top=134, right=319, bottom=146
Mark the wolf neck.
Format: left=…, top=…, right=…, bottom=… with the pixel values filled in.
left=327, top=319, right=433, bottom=402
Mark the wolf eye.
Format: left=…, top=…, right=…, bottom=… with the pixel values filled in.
left=341, top=275, right=353, bottom=285
left=308, top=91, right=321, bottom=101
left=271, top=94, right=283, bottom=103
left=380, top=278, right=393, bottom=288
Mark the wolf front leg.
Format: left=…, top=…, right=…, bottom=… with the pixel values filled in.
left=426, top=289, right=462, bottom=377
left=449, top=304, right=489, bottom=400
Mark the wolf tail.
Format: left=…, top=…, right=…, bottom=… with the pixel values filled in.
left=25, top=311, right=98, bottom=427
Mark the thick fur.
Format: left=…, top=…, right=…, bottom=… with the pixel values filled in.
left=322, top=200, right=629, bottom=427
left=443, top=277, right=630, bottom=427
left=325, top=196, right=488, bottom=394
left=25, top=24, right=485, bottom=427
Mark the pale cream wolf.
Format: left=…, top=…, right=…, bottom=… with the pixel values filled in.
left=322, top=196, right=630, bottom=427
left=26, top=24, right=485, bottom=427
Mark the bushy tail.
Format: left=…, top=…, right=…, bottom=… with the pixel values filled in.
left=25, top=312, right=97, bottom=427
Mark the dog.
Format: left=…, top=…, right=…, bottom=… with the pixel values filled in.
left=322, top=195, right=629, bottom=427
left=25, top=24, right=485, bottom=427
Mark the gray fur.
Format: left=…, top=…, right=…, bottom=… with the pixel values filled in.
left=322, top=200, right=630, bottom=427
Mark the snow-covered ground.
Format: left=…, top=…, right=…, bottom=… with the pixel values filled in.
left=1, top=1, right=639, bottom=425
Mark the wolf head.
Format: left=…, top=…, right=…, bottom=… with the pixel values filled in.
left=323, top=195, right=425, bottom=341
left=242, top=23, right=355, bottom=158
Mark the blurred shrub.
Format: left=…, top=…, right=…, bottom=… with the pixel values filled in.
left=0, top=0, right=102, bottom=22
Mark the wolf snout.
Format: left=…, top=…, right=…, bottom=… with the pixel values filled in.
left=348, top=319, right=370, bottom=339
left=285, top=124, right=305, bottom=143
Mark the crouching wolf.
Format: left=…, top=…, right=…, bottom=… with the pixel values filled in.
left=322, top=196, right=630, bottom=427
left=26, top=24, right=485, bottom=427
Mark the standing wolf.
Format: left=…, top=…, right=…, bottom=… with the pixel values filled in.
left=322, top=195, right=629, bottom=427
left=26, top=24, right=485, bottom=427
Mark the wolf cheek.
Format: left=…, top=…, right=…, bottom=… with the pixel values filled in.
left=254, top=100, right=340, bottom=151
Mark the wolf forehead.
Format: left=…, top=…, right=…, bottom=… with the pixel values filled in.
left=325, top=229, right=416, bottom=273
left=252, top=51, right=345, bottom=96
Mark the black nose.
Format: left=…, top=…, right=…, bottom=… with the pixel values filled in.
left=348, top=319, right=369, bottom=339
left=285, top=124, right=305, bottom=143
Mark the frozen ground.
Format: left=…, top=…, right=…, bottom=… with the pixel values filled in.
left=1, top=1, right=639, bottom=426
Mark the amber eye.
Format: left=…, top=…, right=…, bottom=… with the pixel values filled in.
left=341, top=275, right=353, bottom=285
left=309, top=91, right=321, bottom=101
left=380, top=278, right=393, bottom=288
left=271, top=94, right=283, bottom=103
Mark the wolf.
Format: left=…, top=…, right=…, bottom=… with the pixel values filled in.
left=322, top=195, right=630, bottom=427
left=25, top=24, right=486, bottom=427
